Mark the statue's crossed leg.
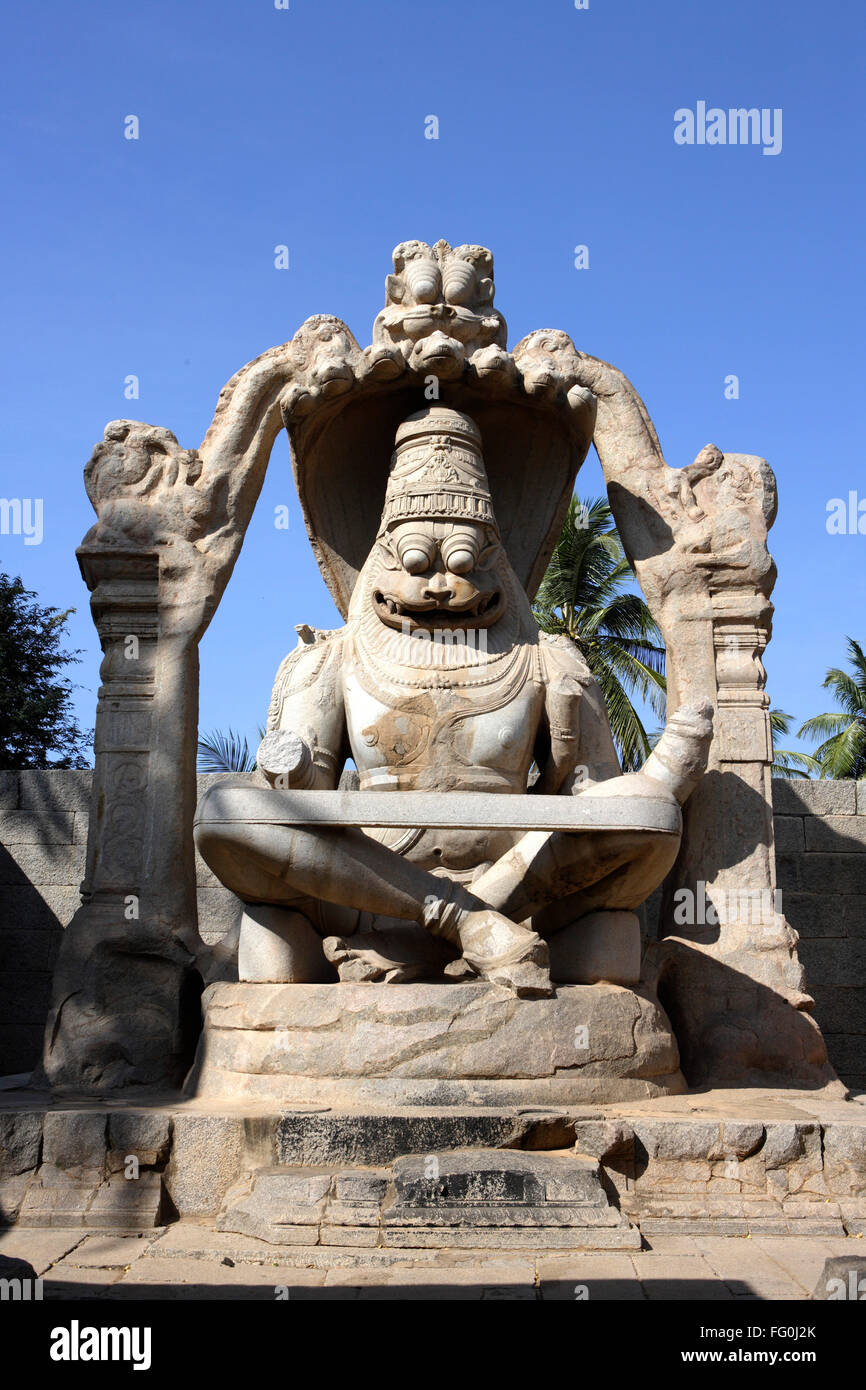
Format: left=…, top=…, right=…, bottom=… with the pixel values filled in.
left=195, top=795, right=681, bottom=997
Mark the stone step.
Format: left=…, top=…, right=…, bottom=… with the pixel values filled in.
left=216, top=1149, right=641, bottom=1250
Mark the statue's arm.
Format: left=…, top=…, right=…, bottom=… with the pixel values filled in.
left=257, top=630, right=347, bottom=790
left=534, top=635, right=621, bottom=793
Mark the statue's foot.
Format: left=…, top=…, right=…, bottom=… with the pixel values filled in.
left=454, top=910, right=553, bottom=998
left=322, top=936, right=428, bottom=984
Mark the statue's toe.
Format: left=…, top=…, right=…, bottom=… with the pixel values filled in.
left=484, top=956, right=554, bottom=999
left=455, top=910, right=553, bottom=997
left=323, top=935, right=428, bottom=984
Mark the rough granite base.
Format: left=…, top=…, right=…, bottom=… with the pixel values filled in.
left=186, top=980, right=686, bottom=1105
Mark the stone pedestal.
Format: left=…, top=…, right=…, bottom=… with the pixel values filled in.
left=216, top=1149, right=641, bottom=1250
left=187, top=980, right=686, bottom=1105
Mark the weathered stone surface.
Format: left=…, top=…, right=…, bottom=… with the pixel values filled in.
left=572, top=1119, right=634, bottom=1160
left=822, top=1036, right=866, bottom=1092
left=276, top=1110, right=528, bottom=1166
left=773, top=780, right=856, bottom=816
left=16, top=1166, right=164, bottom=1230
left=633, top=1119, right=764, bottom=1163
left=783, top=890, right=850, bottom=938
left=216, top=1168, right=331, bottom=1242
left=216, top=1150, right=638, bottom=1249
left=382, top=1225, right=642, bottom=1249
left=0, top=843, right=86, bottom=887
left=0, top=1174, right=33, bottom=1221
left=202, top=786, right=682, bottom=836
left=18, top=1174, right=102, bottom=1227
left=805, top=816, right=866, bottom=851
left=823, top=1123, right=866, bottom=1196
left=0, top=1228, right=84, bottom=1273
left=85, top=1173, right=165, bottom=1229
left=238, top=904, right=333, bottom=984
left=773, top=816, right=805, bottom=853
left=164, top=1113, right=244, bottom=1217
left=191, top=981, right=684, bottom=1105
left=799, top=854, right=866, bottom=896
left=108, top=1111, right=172, bottom=1168
left=0, top=812, right=74, bottom=846
left=18, top=771, right=92, bottom=816
left=548, top=910, right=642, bottom=986
left=333, top=1171, right=389, bottom=1205
left=389, top=1149, right=609, bottom=1216
left=0, top=772, right=18, bottom=811
left=42, top=1111, right=107, bottom=1173
left=0, top=883, right=81, bottom=930
left=798, top=936, right=866, bottom=986
left=0, top=1111, right=42, bottom=1176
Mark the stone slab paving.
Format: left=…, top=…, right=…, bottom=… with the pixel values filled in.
left=3, top=1223, right=862, bottom=1300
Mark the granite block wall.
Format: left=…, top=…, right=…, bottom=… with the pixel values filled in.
left=773, top=779, right=866, bottom=1091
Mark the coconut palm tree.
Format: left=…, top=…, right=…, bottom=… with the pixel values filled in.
left=797, top=638, right=866, bottom=779
left=769, top=709, right=820, bottom=779
left=197, top=727, right=258, bottom=773
left=533, top=495, right=666, bottom=772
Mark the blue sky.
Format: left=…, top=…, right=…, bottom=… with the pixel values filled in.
left=1, top=0, right=863, bottom=758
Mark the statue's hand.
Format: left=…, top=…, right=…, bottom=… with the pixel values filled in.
left=257, top=730, right=315, bottom=789
left=641, top=700, right=714, bottom=805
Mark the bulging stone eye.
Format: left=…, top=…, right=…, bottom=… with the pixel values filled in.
left=401, top=547, right=431, bottom=574
left=445, top=547, right=475, bottom=575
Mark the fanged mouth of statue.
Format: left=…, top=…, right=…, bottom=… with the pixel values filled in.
left=374, top=589, right=504, bottom=632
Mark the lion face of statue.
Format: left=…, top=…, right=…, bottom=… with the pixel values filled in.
left=371, top=518, right=506, bottom=633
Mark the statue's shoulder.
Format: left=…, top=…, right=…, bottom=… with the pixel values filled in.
left=537, top=630, right=594, bottom=688
left=266, top=625, right=345, bottom=730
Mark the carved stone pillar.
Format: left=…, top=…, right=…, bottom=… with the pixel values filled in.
left=38, top=549, right=202, bottom=1091
left=650, top=584, right=836, bottom=1089
left=80, top=548, right=160, bottom=911
left=39, top=341, right=295, bottom=1092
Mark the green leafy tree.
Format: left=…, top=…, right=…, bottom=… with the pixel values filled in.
left=0, top=571, right=91, bottom=769
left=797, top=638, right=866, bottom=779
left=769, top=709, right=819, bottom=779
left=533, top=495, right=666, bottom=771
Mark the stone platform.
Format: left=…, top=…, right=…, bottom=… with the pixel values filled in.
left=2, top=1086, right=864, bottom=1250
left=187, top=980, right=685, bottom=1105
left=217, top=1149, right=641, bottom=1250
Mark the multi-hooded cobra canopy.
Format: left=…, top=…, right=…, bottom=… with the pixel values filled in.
left=279, top=241, right=599, bottom=617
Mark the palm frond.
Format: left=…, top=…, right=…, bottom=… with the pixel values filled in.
left=772, top=749, right=821, bottom=779
left=796, top=638, right=866, bottom=779
left=534, top=491, right=668, bottom=768
left=197, top=728, right=255, bottom=773
left=821, top=669, right=865, bottom=717
left=798, top=712, right=856, bottom=741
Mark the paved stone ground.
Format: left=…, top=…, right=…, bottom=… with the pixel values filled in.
left=1, top=1225, right=862, bottom=1300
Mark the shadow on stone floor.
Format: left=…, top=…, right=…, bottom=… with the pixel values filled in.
left=39, top=1276, right=754, bottom=1302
